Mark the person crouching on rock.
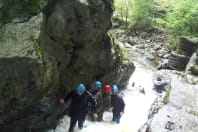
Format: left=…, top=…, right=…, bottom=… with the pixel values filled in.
left=59, top=83, right=98, bottom=132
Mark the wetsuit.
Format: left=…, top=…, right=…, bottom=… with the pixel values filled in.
left=111, top=93, right=125, bottom=123
left=64, top=90, right=97, bottom=132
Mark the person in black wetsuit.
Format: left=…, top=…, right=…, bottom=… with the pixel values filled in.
left=59, top=83, right=98, bottom=132
left=111, top=85, right=125, bottom=124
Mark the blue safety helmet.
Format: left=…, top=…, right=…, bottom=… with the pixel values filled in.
left=93, top=81, right=102, bottom=89
left=112, top=85, right=119, bottom=92
left=76, top=83, right=85, bottom=94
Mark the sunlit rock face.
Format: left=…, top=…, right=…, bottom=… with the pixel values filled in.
left=0, top=0, right=134, bottom=131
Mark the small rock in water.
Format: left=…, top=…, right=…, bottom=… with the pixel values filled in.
left=138, top=86, right=146, bottom=94
left=132, top=82, right=135, bottom=87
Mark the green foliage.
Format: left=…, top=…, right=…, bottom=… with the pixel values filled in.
left=129, top=0, right=154, bottom=30
left=33, top=39, right=42, bottom=59
left=152, top=0, right=176, bottom=19
left=114, top=0, right=154, bottom=30
left=114, top=0, right=132, bottom=22
left=108, top=32, right=125, bottom=64
left=150, top=0, right=198, bottom=48
left=154, top=18, right=166, bottom=27
left=167, top=35, right=179, bottom=50
left=32, top=39, right=46, bottom=71
left=166, top=0, right=198, bottom=36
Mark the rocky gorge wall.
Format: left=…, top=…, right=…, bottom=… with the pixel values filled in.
left=0, top=0, right=134, bottom=131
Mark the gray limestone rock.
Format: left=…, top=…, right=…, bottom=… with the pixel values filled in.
left=0, top=0, right=134, bottom=131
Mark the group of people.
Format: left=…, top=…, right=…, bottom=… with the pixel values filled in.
left=59, top=81, right=125, bottom=132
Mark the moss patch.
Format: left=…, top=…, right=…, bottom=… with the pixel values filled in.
left=190, top=64, right=198, bottom=75
left=164, top=84, right=171, bottom=104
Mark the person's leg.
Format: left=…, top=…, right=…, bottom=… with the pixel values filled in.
left=78, top=118, right=85, bottom=129
left=112, top=113, right=116, bottom=122
left=68, top=117, right=77, bottom=132
left=97, top=110, right=103, bottom=121
left=116, top=115, right=121, bottom=124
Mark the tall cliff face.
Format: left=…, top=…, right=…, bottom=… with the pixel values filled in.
left=0, top=0, right=134, bottom=131
left=40, top=0, right=116, bottom=90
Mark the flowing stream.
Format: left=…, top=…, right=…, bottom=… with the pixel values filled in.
left=50, top=48, right=158, bottom=132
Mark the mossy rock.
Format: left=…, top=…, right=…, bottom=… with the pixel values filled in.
left=168, top=51, right=190, bottom=70
left=0, top=0, right=48, bottom=24
left=190, top=65, right=198, bottom=75
left=177, top=37, right=198, bottom=57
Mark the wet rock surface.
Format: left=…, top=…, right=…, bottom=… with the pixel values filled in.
left=149, top=104, right=198, bottom=132
left=144, top=74, right=198, bottom=132
left=110, top=18, right=198, bottom=132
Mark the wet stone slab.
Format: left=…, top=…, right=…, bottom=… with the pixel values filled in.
left=149, top=104, right=198, bottom=132
left=148, top=76, right=198, bottom=132
left=169, top=77, right=198, bottom=113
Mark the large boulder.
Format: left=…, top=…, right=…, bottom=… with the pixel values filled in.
left=147, top=77, right=198, bottom=132
left=167, top=37, right=198, bottom=71
left=0, top=0, right=134, bottom=131
left=177, top=37, right=198, bottom=57
left=168, top=51, right=189, bottom=71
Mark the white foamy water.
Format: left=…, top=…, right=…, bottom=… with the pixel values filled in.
left=49, top=58, right=157, bottom=132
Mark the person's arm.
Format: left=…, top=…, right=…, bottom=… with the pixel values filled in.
left=86, top=90, right=97, bottom=113
left=86, top=90, right=98, bottom=120
left=111, top=95, right=116, bottom=107
left=119, top=96, right=125, bottom=115
left=59, top=90, right=74, bottom=105
left=64, top=90, right=75, bottom=102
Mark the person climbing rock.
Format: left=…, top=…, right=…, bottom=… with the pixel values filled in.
left=111, top=85, right=125, bottom=124
left=59, top=83, right=98, bottom=132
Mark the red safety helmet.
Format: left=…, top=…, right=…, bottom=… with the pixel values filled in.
left=103, top=84, right=111, bottom=93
